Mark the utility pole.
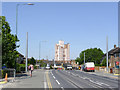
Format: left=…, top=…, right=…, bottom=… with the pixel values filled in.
left=0, top=35, right=2, bottom=79
left=84, top=52, right=85, bottom=64
left=106, top=36, right=109, bottom=73
left=26, top=32, right=28, bottom=72
left=39, top=41, right=41, bottom=69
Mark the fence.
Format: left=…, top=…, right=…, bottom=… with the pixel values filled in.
left=0, top=68, right=16, bottom=80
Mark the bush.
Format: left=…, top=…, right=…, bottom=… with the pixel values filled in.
left=18, top=64, right=31, bottom=73
left=1, top=69, right=14, bottom=78
left=16, top=63, right=20, bottom=73
left=95, top=64, right=102, bottom=66
left=34, top=65, right=37, bottom=69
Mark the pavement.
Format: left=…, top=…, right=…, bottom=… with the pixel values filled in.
left=0, top=69, right=45, bottom=89
left=92, top=70, right=119, bottom=80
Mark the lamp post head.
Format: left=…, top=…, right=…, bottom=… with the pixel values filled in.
left=27, top=3, right=34, bottom=5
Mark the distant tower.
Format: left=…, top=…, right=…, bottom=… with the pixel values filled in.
left=55, top=40, right=70, bottom=62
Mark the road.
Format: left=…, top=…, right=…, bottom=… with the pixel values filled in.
left=1, top=69, right=119, bottom=90
left=48, top=70, right=119, bottom=89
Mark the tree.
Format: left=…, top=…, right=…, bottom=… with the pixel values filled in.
left=39, top=60, right=47, bottom=67
left=1, top=16, right=19, bottom=68
left=29, top=57, right=36, bottom=65
left=75, top=57, right=83, bottom=65
left=76, top=48, right=104, bottom=65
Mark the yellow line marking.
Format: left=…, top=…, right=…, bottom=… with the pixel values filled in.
left=114, top=74, right=120, bottom=75
left=46, top=71, right=52, bottom=90
left=0, top=81, right=7, bottom=84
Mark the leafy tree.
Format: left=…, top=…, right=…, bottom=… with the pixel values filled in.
left=1, top=16, right=19, bottom=68
left=39, top=60, right=47, bottom=67
left=28, top=57, right=36, bottom=65
left=75, top=57, right=83, bottom=65
left=76, top=48, right=104, bottom=65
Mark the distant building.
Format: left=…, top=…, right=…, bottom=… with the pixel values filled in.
left=55, top=40, right=70, bottom=62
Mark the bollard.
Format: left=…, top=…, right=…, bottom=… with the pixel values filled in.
left=14, top=69, right=16, bottom=80
left=5, top=73, right=8, bottom=82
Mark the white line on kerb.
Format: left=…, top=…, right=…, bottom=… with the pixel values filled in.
left=44, top=82, right=47, bottom=88
left=56, top=80, right=60, bottom=85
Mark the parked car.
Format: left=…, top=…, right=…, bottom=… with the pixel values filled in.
left=46, top=66, right=50, bottom=70
left=45, top=64, right=50, bottom=70
left=66, top=65, right=72, bottom=70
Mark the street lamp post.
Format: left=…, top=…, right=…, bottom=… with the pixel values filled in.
left=84, top=52, right=85, bottom=64
left=15, top=3, right=34, bottom=71
left=106, top=36, right=109, bottom=73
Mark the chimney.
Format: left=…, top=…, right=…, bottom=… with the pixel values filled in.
left=114, top=45, right=116, bottom=48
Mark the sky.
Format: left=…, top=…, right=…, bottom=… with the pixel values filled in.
left=2, top=2, right=118, bottom=60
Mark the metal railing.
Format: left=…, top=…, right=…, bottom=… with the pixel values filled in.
left=0, top=68, right=16, bottom=81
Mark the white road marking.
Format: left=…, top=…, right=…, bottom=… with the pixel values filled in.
left=101, top=83, right=110, bottom=86
left=51, top=71, right=53, bottom=75
left=53, top=76, right=55, bottom=79
left=56, top=80, right=60, bottom=85
left=61, top=87, right=64, bottom=90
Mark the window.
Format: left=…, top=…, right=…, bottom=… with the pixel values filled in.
left=114, top=54, right=116, bottom=58
left=108, top=55, right=111, bottom=59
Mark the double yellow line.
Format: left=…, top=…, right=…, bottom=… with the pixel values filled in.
left=46, top=71, right=52, bottom=90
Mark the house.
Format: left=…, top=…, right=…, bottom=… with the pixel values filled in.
left=17, top=53, right=25, bottom=64
left=108, top=45, right=120, bottom=68
left=103, top=45, right=120, bottom=72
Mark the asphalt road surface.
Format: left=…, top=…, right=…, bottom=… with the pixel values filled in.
left=1, top=69, right=119, bottom=90
left=49, top=70, right=119, bottom=90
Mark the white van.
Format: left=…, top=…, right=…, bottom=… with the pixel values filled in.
left=84, top=62, right=95, bottom=72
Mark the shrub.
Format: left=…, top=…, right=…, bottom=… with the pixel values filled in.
left=1, top=69, right=14, bottom=78
left=34, top=65, right=37, bottom=69
left=16, top=63, right=20, bottom=73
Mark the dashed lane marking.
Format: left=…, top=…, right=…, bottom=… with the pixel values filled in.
left=53, top=76, right=55, bottom=79
left=56, top=80, right=60, bottom=85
